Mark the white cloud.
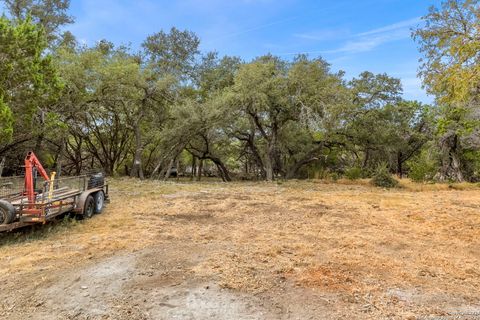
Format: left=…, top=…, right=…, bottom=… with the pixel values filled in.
left=327, top=17, right=421, bottom=54
left=323, top=29, right=409, bottom=54
left=357, top=17, right=421, bottom=36
left=294, top=28, right=349, bottom=41
left=290, top=17, right=422, bottom=56
left=206, top=16, right=299, bottom=42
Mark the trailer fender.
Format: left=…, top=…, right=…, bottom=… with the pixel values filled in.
left=75, top=188, right=104, bottom=214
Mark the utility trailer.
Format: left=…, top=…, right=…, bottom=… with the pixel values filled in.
left=0, top=152, right=109, bottom=232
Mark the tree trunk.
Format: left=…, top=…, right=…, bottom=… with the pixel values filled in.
left=55, top=137, right=65, bottom=177
left=176, top=158, right=180, bottom=181
left=286, top=143, right=324, bottom=179
left=151, top=160, right=163, bottom=178
left=34, top=133, right=44, bottom=163
left=130, top=124, right=144, bottom=180
left=265, top=121, right=281, bottom=181
left=72, top=136, right=83, bottom=175
left=438, top=132, right=464, bottom=182
left=75, top=155, right=82, bottom=175
left=210, top=156, right=232, bottom=182
left=0, top=157, right=5, bottom=177
left=163, top=158, right=174, bottom=181
left=397, top=152, right=403, bottom=178
left=246, top=137, right=266, bottom=179
left=265, top=156, right=274, bottom=181
left=191, top=155, right=196, bottom=180
left=286, top=159, right=316, bottom=179
left=35, top=110, right=45, bottom=159
left=265, top=136, right=278, bottom=181
left=107, top=162, right=115, bottom=176
left=197, top=159, right=203, bottom=181
left=363, top=147, right=370, bottom=169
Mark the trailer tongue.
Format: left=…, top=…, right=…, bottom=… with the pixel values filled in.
left=0, top=152, right=109, bottom=232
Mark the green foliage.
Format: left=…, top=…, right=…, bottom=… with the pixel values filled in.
left=56, top=43, right=175, bottom=175
left=0, top=98, right=14, bottom=142
left=344, top=167, right=363, bottom=180
left=1, top=1, right=478, bottom=183
left=407, top=149, right=439, bottom=182
left=330, top=172, right=340, bottom=182
left=413, top=0, right=480, bottom=182
left=196, top=53, right=242, bottom=98
left=461, top=149, right=480, bottom=181
left=371, top=163, right=399, bottom=188
left=0, top=16, right=62, bottom=150
left=142, top=27, right=200, bottom=79
left=350, top=71, right=402, bottom=108
left=413, top=0, right=480, bottom=105
left=2, top=0, right=74, bottom=44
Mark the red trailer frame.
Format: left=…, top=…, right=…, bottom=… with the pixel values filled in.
left=24, top=151, right=50, bottom=214
left=0, top=152, right=109, bottom=232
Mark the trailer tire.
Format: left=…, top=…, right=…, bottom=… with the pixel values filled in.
left=0, top=200, right=15, bottom=225
left=93, top=191, right=105, bottom=214
left=83, top=195, right=95, bottom=219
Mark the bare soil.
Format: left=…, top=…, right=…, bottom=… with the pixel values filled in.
left=0, top=179, right=479, bottom=319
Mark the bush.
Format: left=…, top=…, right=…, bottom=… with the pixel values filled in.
left=407, top=149, right=438, bottom=182
left=344, top=167, right=363, bottom=180
left=371, top=163, right=398, bottom=188
left=330, top=172, right=340, bottom=181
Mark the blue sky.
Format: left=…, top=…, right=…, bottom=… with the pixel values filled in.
left=5, top=0, right=443, bottom=103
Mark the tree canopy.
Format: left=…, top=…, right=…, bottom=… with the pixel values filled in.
left=414, top=0, right=480, bottom=181
left=0, top=0, right=478, bottom=182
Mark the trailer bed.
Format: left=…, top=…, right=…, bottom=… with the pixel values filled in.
left=0, top=174, right=108, bottom=233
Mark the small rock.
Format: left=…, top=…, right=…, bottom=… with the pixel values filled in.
left=80, top=286, right=88, bottom=290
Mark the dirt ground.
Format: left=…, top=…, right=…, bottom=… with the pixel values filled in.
left=0, top=178, right=479, bottom=320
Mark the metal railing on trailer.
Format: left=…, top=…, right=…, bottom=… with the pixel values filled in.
left=0, top=175, right=85, bottom=200
left=0, top=176, right=25, bottom=200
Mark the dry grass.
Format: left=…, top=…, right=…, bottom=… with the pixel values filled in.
left=1, top=178, right=479, bottom=317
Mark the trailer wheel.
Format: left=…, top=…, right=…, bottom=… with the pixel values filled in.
left=83, top=195, right=95, bottom=219
left=0, top=200, right=15, bottom=225
left=93, top=191, right=105, bottom=214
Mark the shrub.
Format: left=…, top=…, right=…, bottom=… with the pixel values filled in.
left=407, top=149, right=438, bottom=182
left=344, top=167, right=363, bottom=180
left=330, top=172, right=340, bottom=181
left=371, top=163, right=398, bottom=188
